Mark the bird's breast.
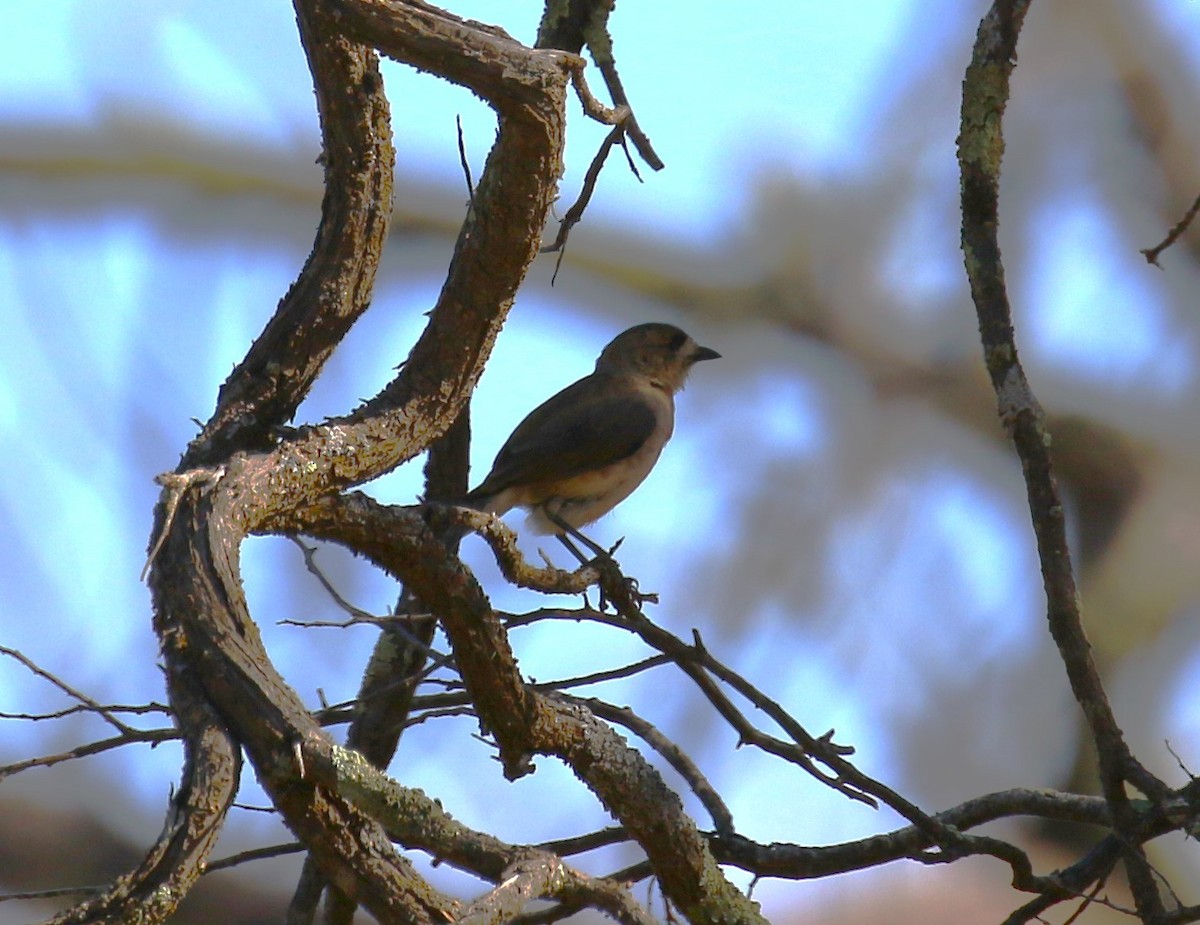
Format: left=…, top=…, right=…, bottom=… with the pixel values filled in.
left=531, top=388, right=674, bottom=533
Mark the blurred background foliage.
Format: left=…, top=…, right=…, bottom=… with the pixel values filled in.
left=2, top=1, right=1199, bottom=921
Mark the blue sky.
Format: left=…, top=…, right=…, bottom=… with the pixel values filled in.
left=3, top=0, right=1200, bottom=916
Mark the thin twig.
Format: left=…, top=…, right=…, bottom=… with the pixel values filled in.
left=1142, top=189, right=1200, bottom=267
left=543, top=115, right=631, bottom=285
left=539, top=59, right=643, bottom=274
left=0, top=727, right=178, bottom=779
left=0, top=701, right=171, bottom=722
left=0, top=646, right=141, bottom=736
left=0, top=885, right=103, bottom=903
left=287, top=536, right=457, bottom=675
left=533, top=827, right=629, bottom=858
left=289, top=536, right=376, bottom=621
left=233, top=801, right=279, bottom=814
left=456, top=113, right=476, bottom=206
left=205, top=842, right=306, bottom=874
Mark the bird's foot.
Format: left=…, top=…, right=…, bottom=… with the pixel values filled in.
left=597, top=575, right=657, bottom=611
left=544, top=514, right=658, bottom=610
left=592, top=561, right=658, bottom=611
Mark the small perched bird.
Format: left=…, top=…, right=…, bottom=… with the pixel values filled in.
left=466, top=322, right=720, bottom=539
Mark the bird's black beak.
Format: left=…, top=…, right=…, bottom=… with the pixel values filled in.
left=691, top=345, right=721, bottom=363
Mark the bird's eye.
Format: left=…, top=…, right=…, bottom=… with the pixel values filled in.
left=666, top=330, right=688, bottom=353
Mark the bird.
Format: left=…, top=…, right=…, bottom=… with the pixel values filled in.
left=465, top=322, right=720, bottom=549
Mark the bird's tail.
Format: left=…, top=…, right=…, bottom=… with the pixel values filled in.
left=462, top=486, right=492, bottom=512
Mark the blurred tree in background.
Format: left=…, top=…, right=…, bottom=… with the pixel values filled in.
left=3, top=1, right=1200, bottom=923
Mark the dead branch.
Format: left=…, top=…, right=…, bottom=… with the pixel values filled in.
left=279, top=490, right=770, bottom=923
left=958, top=1, right=1174, bottom=918
left=1142, top=189, right=1200, bottom=266
left=299, top=741, right=655, bottom=924
left=133, top=0, right=579, bottom=920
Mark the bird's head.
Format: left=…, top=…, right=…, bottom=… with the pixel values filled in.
left=595, top=322, right=720, bottom=392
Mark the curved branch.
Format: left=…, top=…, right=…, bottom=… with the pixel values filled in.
left=335, top=0, right=582, bottom=117
left=184, top=17, right=576, bottom=533
left=157, top=491, right=458, bottom=921
left=188, top=0, right=395, bottom=464
left=48, top=674, right=239, bottom=925
left=142, top=0, right=575, bottom=920
left=712, top=788, right=1110, bottom=881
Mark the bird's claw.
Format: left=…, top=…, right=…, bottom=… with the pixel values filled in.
left=596, top=568, right=656, bottom=611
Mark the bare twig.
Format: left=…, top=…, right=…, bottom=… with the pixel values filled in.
left=534, top=827, right=629, bottom=858
left=232, top=801, right=278, bottom=814
left=280, top=548, right=457, bottom=698
left=538, top=58, right=644, bottom=271
left=278, top=613, right=396, bottom=629
left=205, top=842, right=306, bottom=874
left=456, top=113, right=476, bottom=206
left=288, top=536, right=377, bottom=621
left=0, top=701, right=170, bottom=722
left=0, top=885, right=104, bottom=903
left=0, top=646, right=146, bottom=737
left=529, top=650, right=673, bottom=690
left=543, top=116, right=633, bottom=267
left=0, top=727, right=178, bottom=780
left=1142, top=190, right=1200, bottom=267
left=520, top=604, right=872, bottom=805
left=580, top=562, right=1061, bottom=892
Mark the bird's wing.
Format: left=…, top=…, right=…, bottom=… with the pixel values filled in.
left=472, top=374, right=658, bottom=497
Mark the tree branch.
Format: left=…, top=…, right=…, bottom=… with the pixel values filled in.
left=958, top=2, right=1171, bottom=919
left=300, top=742, right=655, bottom=924
left=47, top=672, right=240, bottom=925
left=138, top=0, right=575, bottom=920
left=280, top=491, right=769, bottom=924
left=187, top=0, right=395, bottom=464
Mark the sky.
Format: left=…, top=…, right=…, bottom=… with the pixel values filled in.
left=3, top=0, right=1200, bottom=919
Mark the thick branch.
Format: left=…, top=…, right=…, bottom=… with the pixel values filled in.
left=188, top=0, right=394, bottom=464
left=280, top=492, right=769, bottom=925
left=301, top=742, right=655, bottom=924
left=47, top=673, right=239, bottom=925
left=335, top=0, right=582, bottom=117
left=138, top=3, right=578, bottom=922
left=155, top=491, right=457, bottom=922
